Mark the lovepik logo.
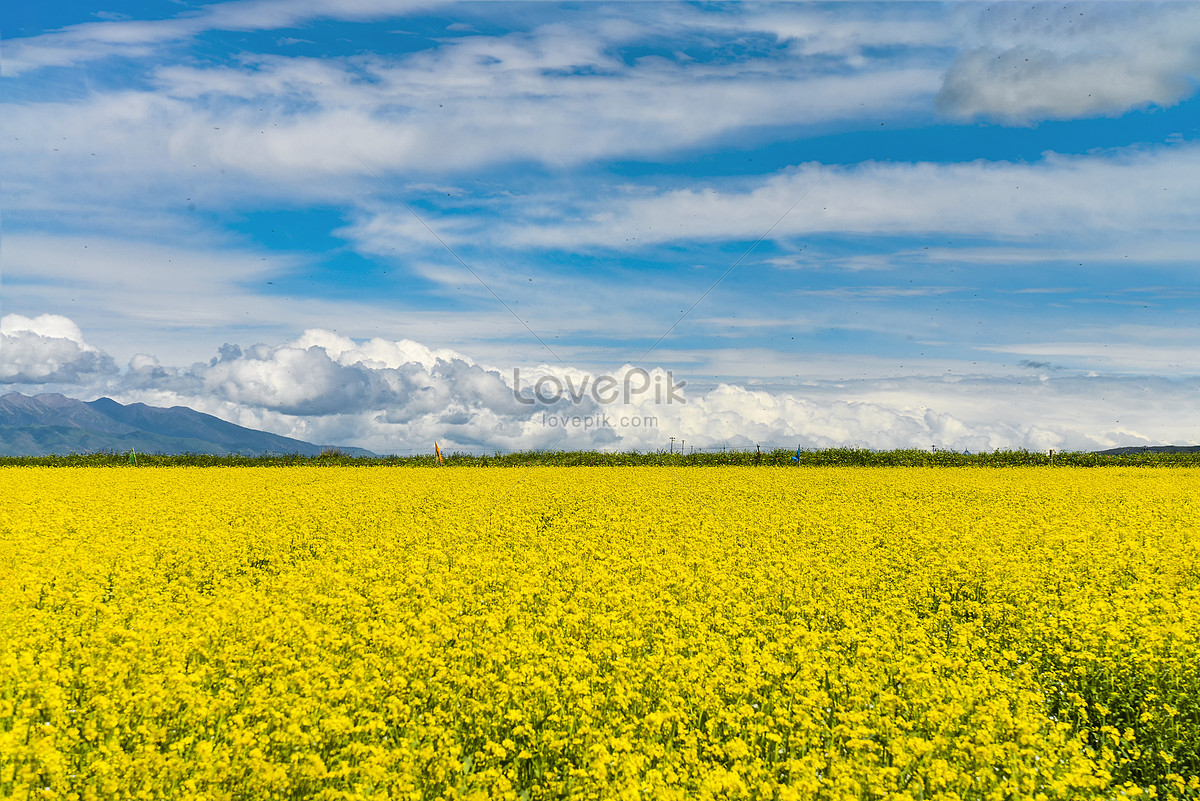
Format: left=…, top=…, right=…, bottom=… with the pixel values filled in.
left=513, top=368, right=686, bottom=405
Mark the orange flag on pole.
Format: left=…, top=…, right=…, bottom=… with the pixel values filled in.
left=435, top=441, right=444, bottom=465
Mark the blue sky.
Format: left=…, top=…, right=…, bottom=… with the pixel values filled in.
left=3, top=1, right=1200, bottom=454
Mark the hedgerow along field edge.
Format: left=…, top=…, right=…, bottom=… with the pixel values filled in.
left=5, top=447, right=1200, bottom=468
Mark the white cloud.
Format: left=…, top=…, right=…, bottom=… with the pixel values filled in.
left=2, top=0, right=451, bottom=76
left=978, top=341, right=1200, bottom=374
left=2, top=6, right=945, bottom=202
left=3, top=234, right=285, bottom=302
left=0, top=314, right=117, bottom=383
left=504, top=142, right=1200, bottom=250
left=288, top=329, right=475, bottom=372
left=200, top=342, right=385, bottom=415
left=188, top=329, right=494, bottom=417
left=938, top=4, right=1200, bottom=123
left=151, top=49, right=938, bottom=176
left=6, top=315, right=1197, bottom=455
left=0, top=232, right=677, bottom=372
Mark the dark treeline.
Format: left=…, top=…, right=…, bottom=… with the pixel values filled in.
left=4, top=447, right=1200, bottom=467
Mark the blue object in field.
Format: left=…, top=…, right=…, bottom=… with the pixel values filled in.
left=791, top=445, right=802, bottom=463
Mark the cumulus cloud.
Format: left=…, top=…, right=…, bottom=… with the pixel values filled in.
left=0, top=314, right=118, bottom=384
left=128, top=341, right=1193, bottom=455
left=114, top=328, right=526, bottom=423
left=7, top=315, right=1193, bottom=455
left=938, top=4, right=1200, bottom=124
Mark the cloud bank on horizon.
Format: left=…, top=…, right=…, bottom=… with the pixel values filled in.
left=4, top=312, right=1197, bottom=455
left=2, top=1, right=1199, bottom=453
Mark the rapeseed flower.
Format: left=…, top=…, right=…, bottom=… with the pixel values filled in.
left=0, top=467, right=1196, bottom=799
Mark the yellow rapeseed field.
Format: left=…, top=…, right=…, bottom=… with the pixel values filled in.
left=1, top=466, right=1198, bottom=800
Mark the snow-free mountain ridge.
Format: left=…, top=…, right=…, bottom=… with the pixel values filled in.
left=0, top=392, right=376, bottom=457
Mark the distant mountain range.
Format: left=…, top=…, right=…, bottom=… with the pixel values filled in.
left=0, top=392, right=376, bottom=457
left=1094, top=445, right=1200, bottom=455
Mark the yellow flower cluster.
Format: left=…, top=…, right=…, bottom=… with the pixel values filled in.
left=1, top=466, right=1198, bottom=800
